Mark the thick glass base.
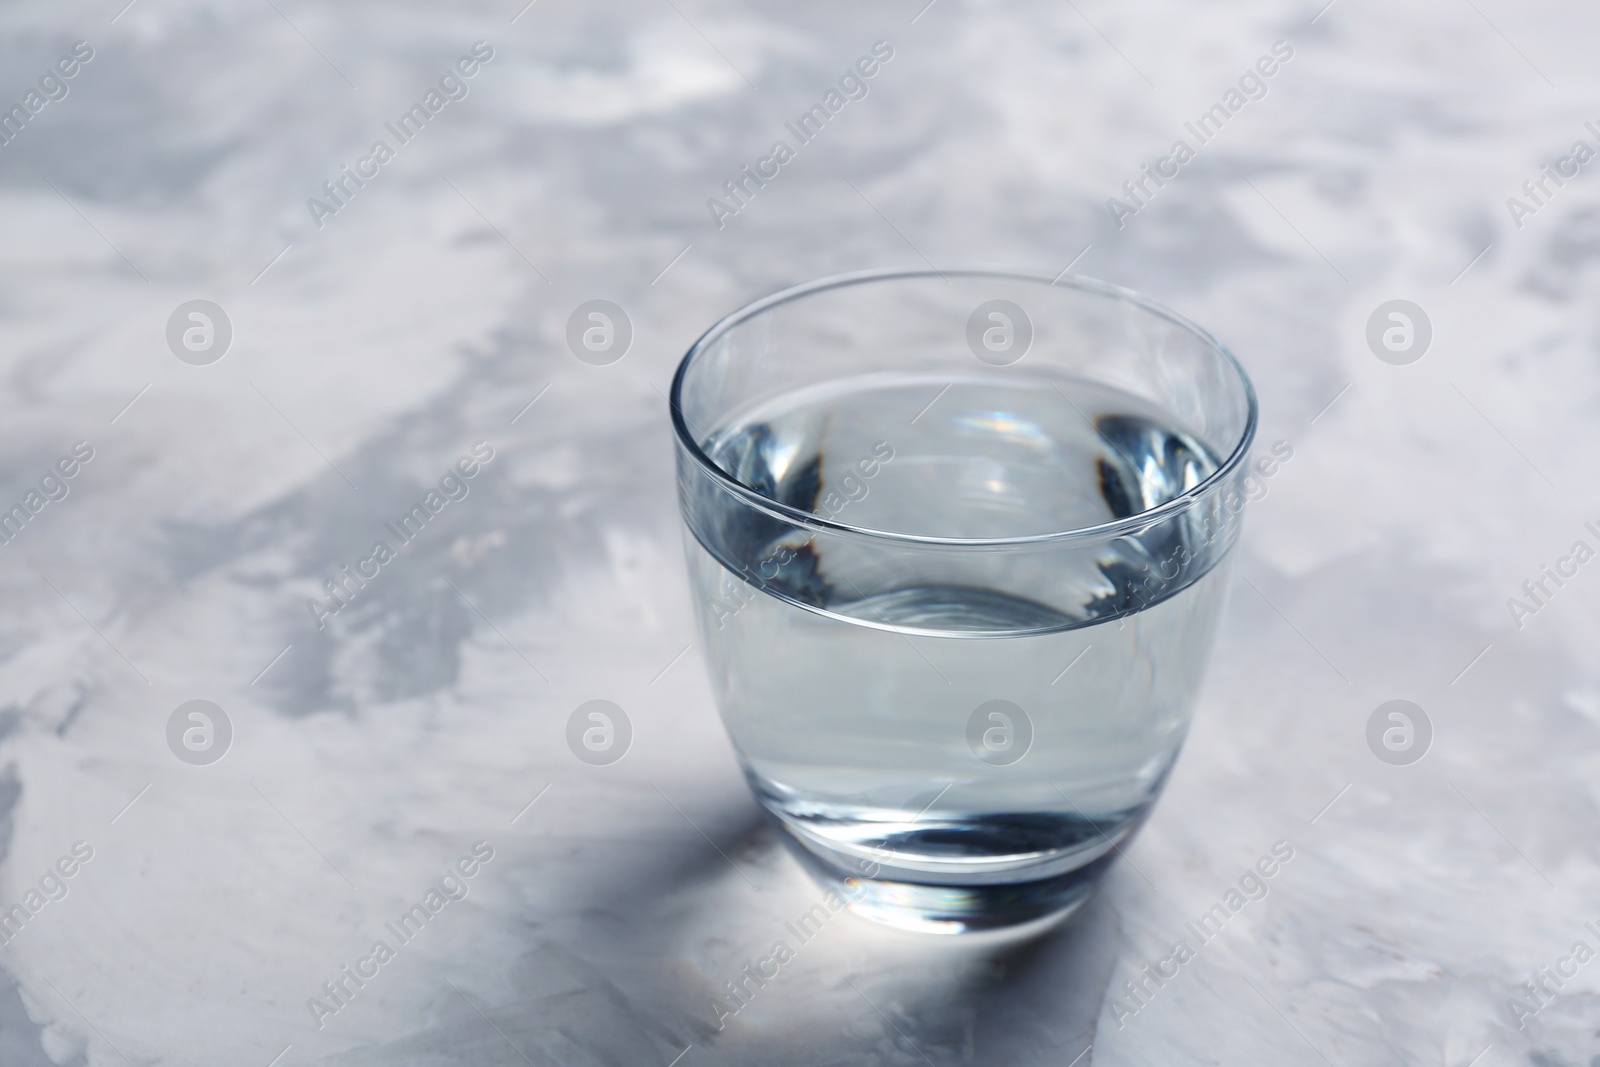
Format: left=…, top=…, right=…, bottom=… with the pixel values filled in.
left=764, top=801, right=1137, bottom=935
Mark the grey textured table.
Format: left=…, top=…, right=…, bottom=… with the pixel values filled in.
left=0, top=1, right=1596, bottom=1064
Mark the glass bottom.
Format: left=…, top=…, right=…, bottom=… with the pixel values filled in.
left=763, top=798, right=1137, bottom=935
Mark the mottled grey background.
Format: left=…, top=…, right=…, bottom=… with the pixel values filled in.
left=0, top=0, right=1597, bottom=1064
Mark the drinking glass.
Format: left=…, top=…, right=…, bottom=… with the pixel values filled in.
left=670, top=269, right=1257, bottom=933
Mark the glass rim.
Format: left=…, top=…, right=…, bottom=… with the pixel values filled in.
left=669, top=266, right=1259, bottom=548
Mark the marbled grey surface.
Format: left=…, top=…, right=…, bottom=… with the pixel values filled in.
left=1, top=0, right=1598, bottom=1063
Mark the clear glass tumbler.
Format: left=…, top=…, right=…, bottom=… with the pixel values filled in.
left=670, top=269, right=1257, bottom=933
